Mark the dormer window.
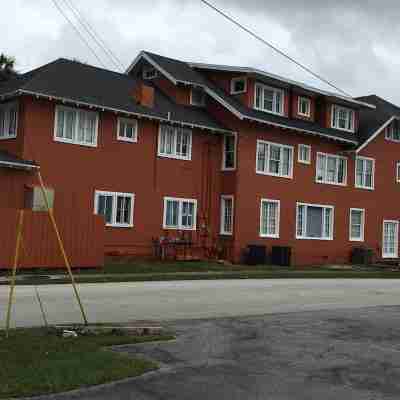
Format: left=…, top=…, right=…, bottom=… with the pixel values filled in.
left=298, top=96, right=311, bottom=117
left=0, top=102, right=18, bottom=139
left=331, top=105, right=355, bottom=132
left=231, top=77, right=247, bottom=94
left=254, top=83, right=284, bottom=116
left=190, top=87, right=206, bottom=107
left=143, top=67, right=158, bottom=80
left=385, top=120, right=400, bottom=142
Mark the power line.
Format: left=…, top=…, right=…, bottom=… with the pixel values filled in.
left=199, top=0, right=351, bottom=97
left=50, top=0, right=108, bottom=68
left=60, top=0, right=125, bottom=71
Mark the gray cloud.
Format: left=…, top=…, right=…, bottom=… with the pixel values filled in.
left=3, top=0, right=400, bottom=103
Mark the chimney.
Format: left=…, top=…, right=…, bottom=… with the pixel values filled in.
left=132, top=82, right=155, bottom=108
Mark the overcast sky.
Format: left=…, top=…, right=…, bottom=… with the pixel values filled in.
left=3, top=0, right=400, bottom=103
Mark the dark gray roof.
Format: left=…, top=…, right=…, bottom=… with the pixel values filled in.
left=139, top=52, right=359, bottom=145
left=0, top=150, right=38, bottom=169
left=356, top=95, right=400, bottom=145
left=0, top=58, right=230, bottom=133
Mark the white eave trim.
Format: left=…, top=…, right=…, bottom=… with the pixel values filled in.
left=0, top=160, right=39, bottom=170
left=356, top=116, right=395, bottom=153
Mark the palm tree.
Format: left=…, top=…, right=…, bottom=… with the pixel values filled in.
left=0, top=53, right=17, bottom=81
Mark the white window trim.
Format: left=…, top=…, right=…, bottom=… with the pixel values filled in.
left=260, top=198, right=280, bottom=238
left=355, top=156, right=375, bottom=190
left=256, top=139, right=294, bottom=179
left=220, top=195, right=234, bottom=235
left=298, top=96, right=311, bottom=117
left=54, top=105, right=99, bottom=148
left=296, top=202, right=334, bottom=241
left=117, top=117, right=138, bottom=143
left=221, top=132, right=237, bottom=171
left=396, top=162, right=400, bottom=183
left=163, top=196, right=198, bottom=231
left=385, top=122, right=400, bottom=142
left=94, top=190, right=135, bottom=228
left=298, top=144, right=311, bottom=165
left=230, top=77, right=247, bottom=94
left=0, top=101, right=18, bottom=140
left=190, top=87, right=206, bottom=107
left=254, top=83, right=285, bottom=116
left=349, top=208, right=365, bottom=242
left=331, top=104, right=355, bottom=133
left=157, top=124, right=193, bottom=161
left=315, top=152, right=348, bottom=186
left=382, top=220, right=399, bottom=259
left=143, top=66, right=158, bottom=80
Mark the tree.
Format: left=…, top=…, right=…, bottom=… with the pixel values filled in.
left=0, top=53, right=17, bottom=81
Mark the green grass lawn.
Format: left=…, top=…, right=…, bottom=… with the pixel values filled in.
left=0, top=328, right=173, bottom=399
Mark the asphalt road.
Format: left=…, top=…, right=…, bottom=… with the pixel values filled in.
left=1, top=278, right=400, bottom=328
left=21, top=306, right=400, bottom=400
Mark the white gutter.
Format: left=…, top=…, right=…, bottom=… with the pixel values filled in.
left=0, top=160, right=39, bottom=170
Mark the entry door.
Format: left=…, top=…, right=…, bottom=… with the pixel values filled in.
left=382, top=220, right=399, bottom=258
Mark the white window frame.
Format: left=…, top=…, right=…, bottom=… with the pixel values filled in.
left=298, top=144, right=311, bottom=165
left=230, top=77, right=247, bottom=94
left=143, top=67, right=158, bottom=80
left=256, top=140, right=294, bottom=179
left=382, top=220, right=399, bottom=259
left=260, top=199, right=280, bottom=238
left=163, top=197, right=198, bottom=230
left=157, top=124, right=193, bottom=160
left=254, top=83, right=285, bottom=116
left=355, top=156, right=375, bottom=190
left=117, top=117, right=138, bottom=143
left=331, top=104, right=355, bottom=133
left=0, top=101, right=18, bottom=140
left=298, top=96, right=311, bottom=117
left=385, top=121, right=400, bottom=142
left=315, top=152, right=347, bottom=186
left=94, top=190, right=135, bottom=228
left=54, top=105, right=99, bottom=147
left=296, top=202, right=334, bottom=241
left=222, top=133, right=237, bottom=171
left=396, top=162, right=400, bottom=183
left=349, top=208, right=365, bottom=242
left=220, top=195, right=234, bottom=235
left=190, top=87, right=206, bottom=107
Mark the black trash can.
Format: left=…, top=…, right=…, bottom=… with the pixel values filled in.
left=245, top=245, right=267, bottom=265
left=351, top=247, right=374, bottom=265
left=271, top=246, right=292, bottom=267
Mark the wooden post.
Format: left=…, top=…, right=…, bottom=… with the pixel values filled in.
left=5, top=210, right=24, bottom=338
left=37, top=171, right=88, bottom=325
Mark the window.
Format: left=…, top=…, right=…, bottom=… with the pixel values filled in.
left=190, top=87, right=206, bottom=106
left=231, top=77, right=247, bottom=94
left=382, top=220, right=399, bottom=258
left=298, top=144, right=311, bottom=164
left=256, top=140, right=293, bottom=179
left=397, top=162, right=400, bottom=183
left=163, top=197, right=197, bottom=230
left=316, top=152, right=347, bottom=186
left=220, top=195, right=234, bottom=235
left=55, top=105, right=98, bottom=147
left=143, top=67, right=157, bottom=79
left=385, top=121, right=400, bottom=142
left=298, top=96, right=311, bottom=117
left=349, top=208, right=365, bottom=242
left=94, top=191, right=134, bottom=227
left=355, top=156, right=374, bottom=190
left=222, top=133, right=236, bottom=170
left=331, top=105, right=355, bottom=132
left=158, top=125, right=192, bottom=160
left=0, top=102, right=18, bottom=139
left=117, top=117, right=138, bottom=142
left=296, top=203, right=334, bottom=240
left=254, top=83, right=284, bottom=116
left=260, top=199, right=280, bottom=238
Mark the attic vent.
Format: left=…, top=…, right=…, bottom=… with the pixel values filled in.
left=143, top=67, right=158, bottom=80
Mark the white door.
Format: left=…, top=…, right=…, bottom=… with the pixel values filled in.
left=382, top=220, right=399, bottom=258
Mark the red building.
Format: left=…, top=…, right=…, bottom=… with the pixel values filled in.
left=1, top=51, right=399, bottom=268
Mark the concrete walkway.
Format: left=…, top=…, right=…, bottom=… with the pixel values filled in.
left=1, top=279, right=400, bottom=328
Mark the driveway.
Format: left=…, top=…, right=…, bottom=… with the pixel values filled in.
left=1, top=279, right=400, bottom=328
left=24, top=306, right=400, bottom=399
